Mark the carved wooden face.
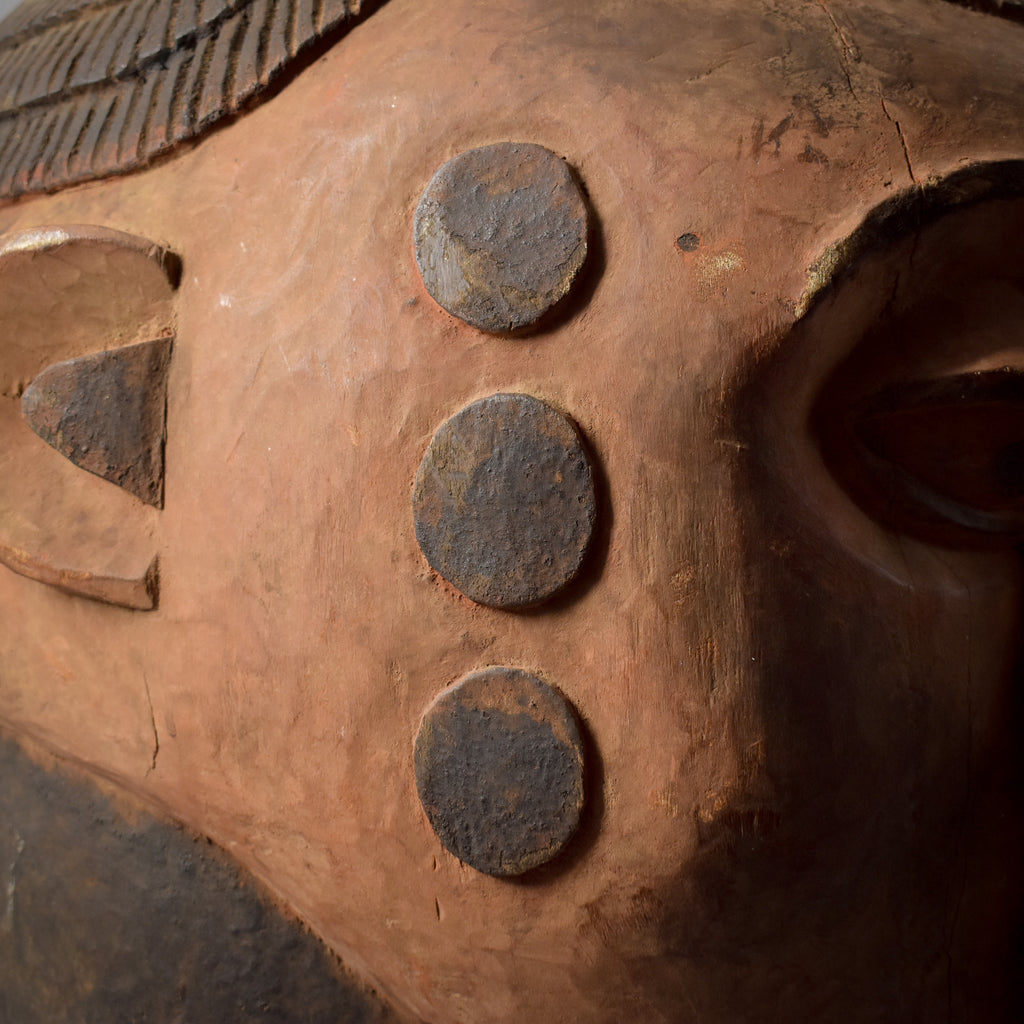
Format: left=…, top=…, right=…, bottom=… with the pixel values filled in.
left=0, top=0, right=1022, bottom=1020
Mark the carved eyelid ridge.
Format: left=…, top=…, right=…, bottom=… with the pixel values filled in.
left=804, top=161, right=1024, bottom=547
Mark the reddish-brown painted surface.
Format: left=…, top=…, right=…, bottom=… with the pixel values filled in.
left=0, top=1, right=1022, bottom=1021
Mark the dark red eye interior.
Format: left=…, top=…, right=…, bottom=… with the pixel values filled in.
left=851, top=369, right=1024, bottom=539
left=805, top=180, right=1024, bottom=549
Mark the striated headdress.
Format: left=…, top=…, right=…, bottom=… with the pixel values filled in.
left=0, top=0, right=383, bottom=198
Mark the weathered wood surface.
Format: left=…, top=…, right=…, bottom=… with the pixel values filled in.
left=0, top=0, right=1021, bottom=1022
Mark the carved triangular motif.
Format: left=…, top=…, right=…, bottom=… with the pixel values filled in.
left=21, top=337, right=172, bottom=508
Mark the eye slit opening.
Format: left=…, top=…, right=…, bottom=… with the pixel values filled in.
left=797, top=161, right=1024, bottom=550
left=833, top=368, right=1024, bottom=543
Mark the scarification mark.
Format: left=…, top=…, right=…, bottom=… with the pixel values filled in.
left=165, top=51, right=195, bottom=135
left=121, top=63, right=161, bottom=163
left=880, top=94, right=919, bottom=186
left=93, top=7, right=135, bottom=83
left=111, top=0, right=152, bottom=74
left=185, top=29, right=214, bottom=128
left=109, top=67, right=142, bottom=158
left=0, top=107, right=45, bottom=189
left=59, top=93, right=96, bottom=177
left=31, top=102, right=74, bottom=187
left=235, top=0, right=266, bottom=100
left=817, top=0, right=859, bottom=97
left=0, top=38, right=28, bottom=94
left=322, top=0, right=353, bottom=26
left=71, top=92, right=114, bottom=177
left=173, top=32, right=208, bottom=138
left=0, top=116, right=29, bottom=186
left=172, top=0, right=199, bottom=42
left=164, top=0, right=182, bottom=48
left=72, top=5, right=128, bottom=88
left=90, top=88, right=125, bottom=172
left=37, top=21, right=80, bottom=98
left=261, top=0, right=291, bottom=82
left=143, top=44, right=186, bottom=154
left=296, top=0, right=314, bottom=41
left=221, top=6, right=253, bottom=111
left=137, top=0, right=176, bottom=64
left=254, top=0, right=276, bottom=80
left=0, top=0, right=129, bottom=55
left=205, top=11, right=234, bottom=121
left=0, top=35, right=44, bottom=100
left=14, top=109, right=58, bottom=193
left=70, top=4, right=124, bottom=89
left=70, top=14, right=117, bottom=89
left=11, top=34, right=60, bottom=97
left=285, top=0, right=299, bottom=57
left=19, top=32, right=60, bottom=101
left=142, top=671, right=160, bottom=774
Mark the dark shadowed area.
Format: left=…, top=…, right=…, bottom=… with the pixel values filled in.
left=0, top=732, right=400, bottom=1024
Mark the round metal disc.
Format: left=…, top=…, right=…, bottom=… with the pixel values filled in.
left=413, top=142, right=589, bottom=332
left=414, top=667, right=586, bottom=877
left=412, top=393, right=596, bottom=608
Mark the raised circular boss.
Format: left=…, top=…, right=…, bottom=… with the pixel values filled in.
left=414, top=667, right=586, bottom=877
left=414, top=142, right=589, bottom=332
left=412, top=392, right=597, bottom=608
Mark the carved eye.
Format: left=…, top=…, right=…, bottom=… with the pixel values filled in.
left=844, top=369, right=1024, bottom=539
left=807, top=163, right=1024, bottom=548
left=0, top=225, right=179, bottom=608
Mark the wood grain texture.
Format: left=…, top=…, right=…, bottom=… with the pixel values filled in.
left=0, top=0, right=373, bottom=197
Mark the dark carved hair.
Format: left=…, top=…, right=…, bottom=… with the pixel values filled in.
left=0, top=0, right=384, bottom=200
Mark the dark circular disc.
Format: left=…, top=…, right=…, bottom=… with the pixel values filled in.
left=413, top=142, right=589, bottom=332
left=412, top=393, right=596, bottom=608
left=414, top=667, right=586, bottom=877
